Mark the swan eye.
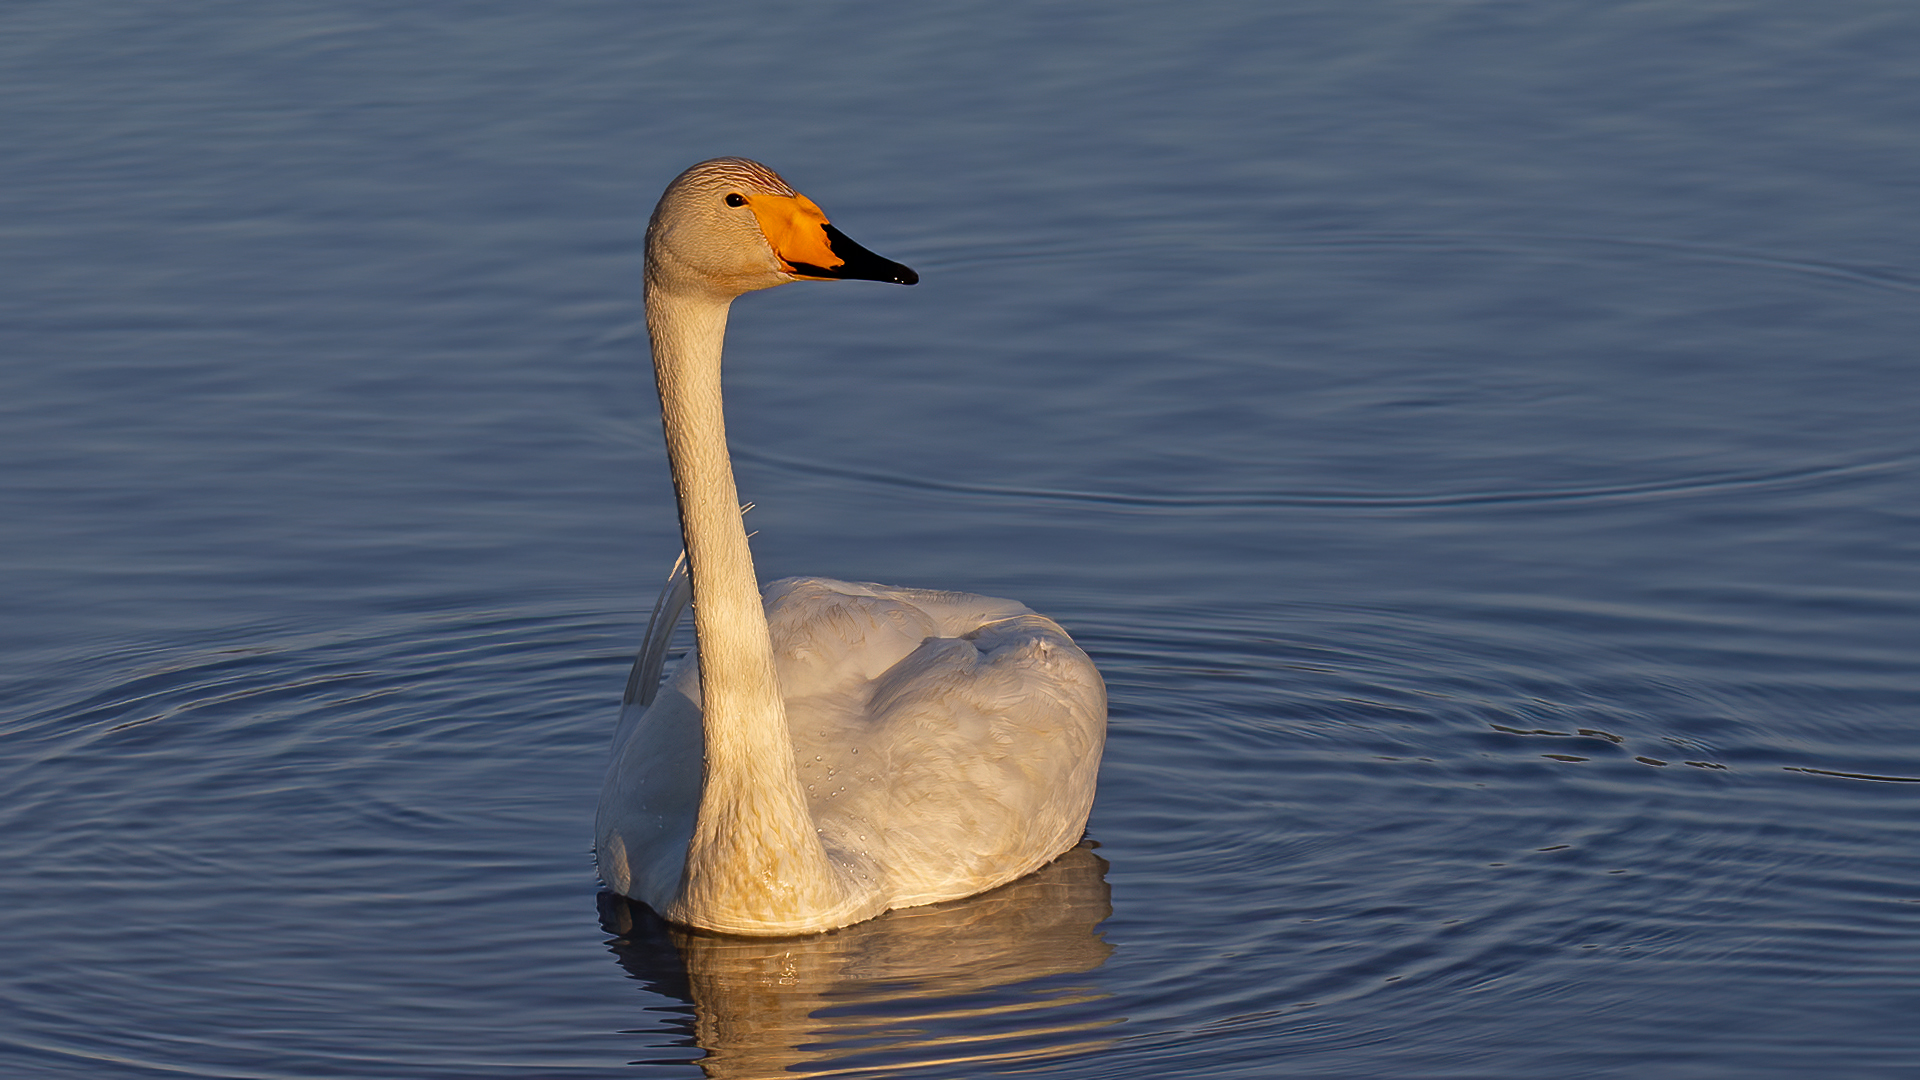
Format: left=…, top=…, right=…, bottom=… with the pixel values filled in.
left=724, top=193, right=746, bottom=208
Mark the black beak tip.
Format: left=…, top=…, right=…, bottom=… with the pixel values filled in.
left=821, top=223, right=919, bottom=286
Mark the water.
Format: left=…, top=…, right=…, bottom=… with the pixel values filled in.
left=4, top=2, right=1919, bottom=1077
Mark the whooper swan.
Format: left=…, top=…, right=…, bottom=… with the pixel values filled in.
left=593, top=158, right=1106, bottom=936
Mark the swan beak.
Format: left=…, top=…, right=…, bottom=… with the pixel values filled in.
left=749, top=193, right=919, bottom=286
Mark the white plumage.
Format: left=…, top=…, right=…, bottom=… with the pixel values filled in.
left=594, top=159, right=1106, bottom=935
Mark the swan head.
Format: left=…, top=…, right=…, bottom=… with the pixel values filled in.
left=646, top=158, right=918, bottom=299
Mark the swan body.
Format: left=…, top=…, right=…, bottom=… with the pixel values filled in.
left=594, top=159, right=1106, bottom=936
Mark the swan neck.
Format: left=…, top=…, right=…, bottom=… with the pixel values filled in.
left=645, top=278, right=856, bottom=931
left=645, top=286, right=789, bottom=768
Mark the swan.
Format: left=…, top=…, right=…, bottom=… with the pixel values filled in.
left=593, top=158, right=1107, bottom=936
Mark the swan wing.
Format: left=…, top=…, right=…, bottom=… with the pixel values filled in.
left=622, top=552, right=692, bottom=709
left=596, top=663, right=702, bottom=910
left=766, top=578, right=1107, bottom=908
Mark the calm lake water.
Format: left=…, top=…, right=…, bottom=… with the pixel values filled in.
left=5, top=2, right=1919, bottom=1077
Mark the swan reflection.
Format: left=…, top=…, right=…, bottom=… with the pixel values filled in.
left=600, top=842, right=1117, bottom=1077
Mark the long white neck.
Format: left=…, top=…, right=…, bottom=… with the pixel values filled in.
left=644, top=277, right=859, bottom=932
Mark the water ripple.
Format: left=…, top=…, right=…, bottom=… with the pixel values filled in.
left=931, top=227, right=1920, bottom=298
left=736, top=444, right=1907, bottom=514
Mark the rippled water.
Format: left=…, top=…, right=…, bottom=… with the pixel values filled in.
left=5, top=2, right=1919, bottom=1077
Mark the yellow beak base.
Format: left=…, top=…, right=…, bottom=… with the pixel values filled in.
left=748, top=194, right=917, bottom=285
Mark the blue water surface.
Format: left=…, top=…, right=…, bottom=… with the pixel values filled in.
left=3, top=3, right=1919, bottom=1078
